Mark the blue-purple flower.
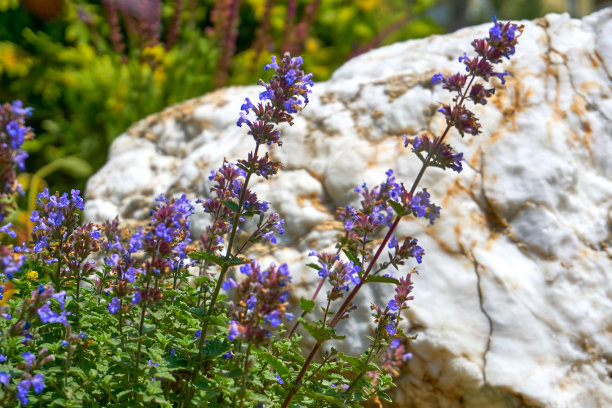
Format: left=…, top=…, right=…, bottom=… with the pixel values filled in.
left=0, top=371, right=9, bottom=387
left=226, top=261, right=292, bottom=344
left=32, top=373, right=44, bottom=394
left=108, top=297, right=120, bottom=314
left=17, top=379, right=31, bottom=405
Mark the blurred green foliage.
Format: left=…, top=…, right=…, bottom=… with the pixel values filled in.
left=0, top=0, right=443, bottom=196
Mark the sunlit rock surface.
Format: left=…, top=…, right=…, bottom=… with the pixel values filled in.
left=86, top=8, right=612, bottom=408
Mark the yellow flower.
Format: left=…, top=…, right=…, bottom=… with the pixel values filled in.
left=26, top=270, right=38, bottom=281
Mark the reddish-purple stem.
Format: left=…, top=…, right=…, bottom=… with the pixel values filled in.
left=165, top=0, right=184, bottom=50
left=252, top=0, right=275, bottom=65
left=215, top=0, right=241, bottom=88
left=282, top=0, right=297, bottom=53
left=292, top=0, right=321, bottom=54
left=346, top=13, right=412, bottom=61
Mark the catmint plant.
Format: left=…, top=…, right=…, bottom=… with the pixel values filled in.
left=279, top=17, right=523, bottom=407
left=0, top=17, right=522, bottom=407
left=184, top=52, right=313, bottom=404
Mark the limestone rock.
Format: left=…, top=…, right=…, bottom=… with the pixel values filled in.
left=85, top=8, right=612, bottom=408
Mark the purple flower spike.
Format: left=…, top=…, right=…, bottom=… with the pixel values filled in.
left=432, top=17, right=522, bottom=140
left=237, top=53, right=313, bottom=145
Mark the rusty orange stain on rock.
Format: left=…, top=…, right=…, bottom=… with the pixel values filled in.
left=442, top=178, right=471, bottom=208
left=296, top=192, right=332, bottom=214
left=569, top=94, right=593, bottom=155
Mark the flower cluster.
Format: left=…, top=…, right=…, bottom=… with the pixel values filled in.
left=367, top=338, right=412, bottom=384
left=2, top=352, right=47, bottom=405
left=59, top=223, right=100, bottom=285
left=99, top=218, right=142, bottom=285
left=0, top=101, right=34, bottom=280
left=196, top=53, right=312, bottom=265
left=0, top=283, right=81, bottom=405
left=369, top=272, right=415, bottom=343
left=142, top=194, right=193, bottom=274
left=384, top=236, right=425, bottom=270
left=199, top=161, right=246, bottom=253
left=1, top=243, right=25, bottom=280
left=98, top=219, right=144, bottom=310
left=338, top=170, right=402, bottom=252
left=308, top=250, right=361, bottom=302
left=404, top=133, right=463, bottom=173
left=102, top=194, right=193, bottom=310
left=238, top=53, right=313, bottom=146
left=407, top=189, right=441, bottom=225
left=0, top=100, right=33, bottom=221
left=198, top=161, right=285, bottom=256
left=226, top=260, right=292, bottom=344
left=30, top=189, right=87, bottom=261
left=27, top=188, right=101, bottom=294
left=432, top=17, right=523, bottom=136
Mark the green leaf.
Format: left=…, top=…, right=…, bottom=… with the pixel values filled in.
left=365, top=275, right=400, bottom=285
left=189, top=251, right=248, bottom=267
left=306, top=263, right=322, bottom=271
left=34, top=155, right=94, bottom=179
left=388, top=200, right=405, bottom=217
left=149, top=309, right=166, bottom=320
left=152, top=370, right=176, bottom=382
left=254, top=349, right=290, bottom=384
left=342, top=249, right=361, bottom=267
left=189, top=306, right=207, bottom=318
left=306, top=391, right=345, bottom=407
left=377, top=390, right=393, bottom=402
left=202, top=337, right=227, bottom=360
left=300, top=319, right=344, bottom=342
left=189, top=251, right=226, bottom=267
left=223, top=200, right=240, bottom=213
left=337, top=352, right=364, bottom=371
left=68, top=366, right=88, bottom=381
left=300, top=298, right=315, bottom=314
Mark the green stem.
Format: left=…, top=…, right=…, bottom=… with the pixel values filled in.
left=344, top=330, right=385, bottom=396
left=199, top=142, right=261, bottom=341
left=133, top=285, right=149, bottom=385
left=280, top=342, right=322, bottom=408
left=118, top=299, right=126, bottom=350
left=238, top=343, right=252, bottom=408
left=75, top=276, right=81, bottom=327
left=187, top=143, right=261, bottom=402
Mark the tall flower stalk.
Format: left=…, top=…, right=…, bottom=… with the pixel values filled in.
left=187, top=52, right=313, bottom=398
left=280, top=17, right=523, bottom=407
